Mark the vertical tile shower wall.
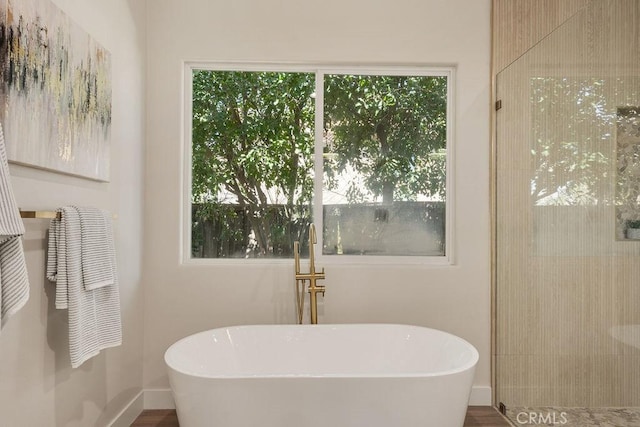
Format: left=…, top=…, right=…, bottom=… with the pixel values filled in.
left=495, top=0, right=640, bottom=414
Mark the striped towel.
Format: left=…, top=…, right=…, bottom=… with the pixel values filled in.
left=0, top=122, right=29, bottom=329
left=76, top=207, right=115, bottom=290
left=46, top=206, right=121, bottom=368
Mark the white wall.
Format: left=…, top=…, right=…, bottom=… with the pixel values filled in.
left=0, top=0, right=146, bottom=425
left=144, top=0, right=491, bottom=400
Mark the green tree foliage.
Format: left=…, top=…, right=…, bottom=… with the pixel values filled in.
left=530, top=77, right=613, bottom=206
left=191, top=70, right=449, bottom=257
left=323, top=74, right=447, bottom=204
left=191, top=70, right=315, bottom=257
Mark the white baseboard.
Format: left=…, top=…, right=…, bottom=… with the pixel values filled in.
left=135, top=385, right=488, bottom=408
left=469, top=386, right=492, bottom=406
left=108, top=389, right=173, bottom=426
left=141, top=387, right=491, bottom=408
left=144, top=388, right=175, bottom=409
left=110, top=385, right=491, bottom=425
left=107, top=390, right=144, bottom=427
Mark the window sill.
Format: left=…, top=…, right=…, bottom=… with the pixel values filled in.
left=182, top=255, right=453, bottom=267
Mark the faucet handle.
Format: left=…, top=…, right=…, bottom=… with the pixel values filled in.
left=293, top=241, right=301, bottom=274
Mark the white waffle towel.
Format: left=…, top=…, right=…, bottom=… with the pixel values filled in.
left=0, top=122, right=29, bottom=329
left=46, top=206, right=121, bottom=368
left=76, top=207, right=115, bottom=290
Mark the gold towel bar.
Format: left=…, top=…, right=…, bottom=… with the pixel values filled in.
left=19, top=210, right=118, bottom=220
left=20, top=210, right=59, bottom=219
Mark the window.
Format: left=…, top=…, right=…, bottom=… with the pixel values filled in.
left=185, top=64, right=453, bottom=262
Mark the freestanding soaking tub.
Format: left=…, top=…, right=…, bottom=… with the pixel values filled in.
left=165, top=324, right=478, bottom=427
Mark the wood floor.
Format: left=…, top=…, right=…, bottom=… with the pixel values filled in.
left=131, top=406, right=511, bottom=426
left=465, top=406, right=512, bottom=426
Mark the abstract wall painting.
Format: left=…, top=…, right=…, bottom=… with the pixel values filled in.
left=0, top=0, right=111, bottom=181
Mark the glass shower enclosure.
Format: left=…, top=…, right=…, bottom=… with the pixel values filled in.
left=495, top=0, right=640, bottom=425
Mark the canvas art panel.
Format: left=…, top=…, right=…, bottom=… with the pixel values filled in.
left=0, top=0, right=111, bottom=181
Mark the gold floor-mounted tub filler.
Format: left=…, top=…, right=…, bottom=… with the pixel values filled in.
left=294, top=224, right=325, bottom=324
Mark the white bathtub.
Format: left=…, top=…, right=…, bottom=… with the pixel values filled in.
left=165, top=324, right=478, bottom=427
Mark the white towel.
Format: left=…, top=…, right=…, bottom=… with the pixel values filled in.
left=46, top=206, right=121, bottom=368
left=76, top=207, right=115, bottom=290
left=0, top=122, right=29, bottom=329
